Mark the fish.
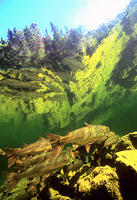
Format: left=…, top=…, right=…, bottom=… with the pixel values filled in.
left=4, top=137, right=52, bottom=168
left=16, top=145, right=79, bottom=171
left=47, top=123, right=110, bottom=158
left=4, top=150, right=71, bottom=194
left=16, top=150, right=55, bottom=168
left=0, top=148, right=6, bottom=156
left=104, top=131, right=120, bottom=147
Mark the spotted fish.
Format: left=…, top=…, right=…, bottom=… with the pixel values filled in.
left=47, top=123, right=110, bottom=158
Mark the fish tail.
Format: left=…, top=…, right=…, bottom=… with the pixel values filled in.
left=4, top=147, right=18, bottom=168
left=7, top=156, right=18, bottom=168
left=3, top=172, right=20, bottom=194
left=4, top=147, right=17, bottom=155
left=47, top=133, right=64, bottom=158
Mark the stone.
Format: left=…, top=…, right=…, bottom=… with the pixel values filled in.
left=77, top=165, right=123, bottom=200
left=49, top=188, right=72, bottom=200
left=115, top=150, right=137, bottom=200
left=116, top=149, right=137, bottom=172
left=113, top=132, right=137, bottom=152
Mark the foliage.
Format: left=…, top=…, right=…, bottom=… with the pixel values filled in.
left=0, top=21, right=115, bottom=71
left=0, top=23, right=84, bottom=70
left=43, top=23, right=83, bottom=70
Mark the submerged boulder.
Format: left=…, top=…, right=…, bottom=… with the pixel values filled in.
left=115, top=150, right=137, bottom=200
left=112, top=132, right=137, bottom=152
left=116, top=149, right=137, bottom=172
left=77, top=165, right=123, bottom=200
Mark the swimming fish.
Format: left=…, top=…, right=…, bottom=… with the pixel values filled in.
left=0, top=148, right=5, bottom=156
left=4, top=137, right=52, bottom=168
left=104, top=131, right=120, bottom=147
left=4, top=150, right=71, bottom=194
left=47, top=123, right=110, bottom=158
left=16, top=150, right=55, bottom=168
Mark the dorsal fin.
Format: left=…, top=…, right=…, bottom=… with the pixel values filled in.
left=38, top=137, right=45, bottom=141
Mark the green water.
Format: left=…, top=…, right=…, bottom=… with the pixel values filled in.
left=0, top=91, right=137, bottom=187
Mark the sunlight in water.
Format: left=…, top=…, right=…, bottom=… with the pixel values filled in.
left=73, top=0, right=131, bottom=29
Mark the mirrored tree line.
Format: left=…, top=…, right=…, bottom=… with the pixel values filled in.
left=0, top=23, right=83, bottom=69
left=0, top=21, right=114, bottom=70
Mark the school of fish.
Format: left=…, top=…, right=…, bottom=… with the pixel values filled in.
left=0, top=123, right=119, bottom=194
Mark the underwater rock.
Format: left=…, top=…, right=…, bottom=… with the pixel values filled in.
left=17, top=69, right=41, bottom=82
left=115, top=150, right=137, bottom=199
left=77, top=165, right=123, bottom=200
left=49, top=188, right=72, bottom=200
left=2, top=131, right=137, bottom=199
left=0, top=78, right=41, bottom=91
left=0, top=178, right=29, bottom=200
left=112, top=131, right=137, bottom=152
left=116, top=150, right=137, bottom=173
left=6, top=69, right=18, bottom=79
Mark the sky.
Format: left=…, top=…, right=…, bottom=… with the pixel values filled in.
left=0, top=0, right=131, bottom=40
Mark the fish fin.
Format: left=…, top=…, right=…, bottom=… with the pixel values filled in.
left=7, top=156, right=18, bottom=168
left=46, top=133, right=61, bottom=142
left=0, top=149, right=6, bottom=156
left=2, top=172, right=19, bottom=194
left=16, top=159, right=23, bottom=166
left=72, top=145, right=79, bottom=150
left=53, top=145, right=64, bottom=159
left=85, top=143, right=91, bottom=153
left=38, top=137, right=45, bottom=141
left=84, top=122, right=89, bottom=126
left=4, top=147, right=17, bottom=156
left=68, top=149, right=76, bottom=159
left=4, top=147, right=18, bottom=168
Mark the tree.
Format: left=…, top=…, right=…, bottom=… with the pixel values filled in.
left=43, top=23, right=83, bottom=68
left=7, top=28, right=13, bottom=43
left=23, top=23, right=45, bottom=65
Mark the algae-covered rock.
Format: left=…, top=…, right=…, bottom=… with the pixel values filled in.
left=0, top=178, right=29, bottom=200
left=116, top=150, right=137, bottom=172
left=2, top=131, right=137, bottom=200
left=115, top=150, right=137, bottom=200
left=77, top=165, right=123, bottom=200
left=112, top=132, right=137, bottom=152
left=49, top=188, right=73, bottom=200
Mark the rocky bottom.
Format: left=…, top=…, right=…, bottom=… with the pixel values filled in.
left=1, top=131, right=137, bottom=200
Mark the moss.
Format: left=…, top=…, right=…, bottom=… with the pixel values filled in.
left=69, top=24, right=129, bottom=102
left=68, top=24, right=130, bottom=125
left=0, top=178, right=29, bottom=200
left=49, top=188, right=72, bottom=200
left=0, top=74, right=4, bottom=81
left=116, top=150, right=137, bottom=172
left=77, top=165, right=122, bottom=199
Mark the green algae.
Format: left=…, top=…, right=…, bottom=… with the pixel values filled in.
left=0, top=1, right=137, bottom=150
